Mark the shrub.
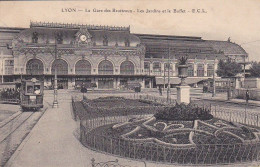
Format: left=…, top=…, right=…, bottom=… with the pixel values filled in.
left=154, top=103, right=213, bottom=121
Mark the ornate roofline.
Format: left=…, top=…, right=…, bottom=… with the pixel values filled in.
left=30, top=21, right=130, bottom=31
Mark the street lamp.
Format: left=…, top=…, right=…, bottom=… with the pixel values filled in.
left=52, top=38, right=58, bottom=108
left=45, top=35, right=59, bottom=108
left=212, top=60, right=216, bottom=97
left=166, top=46, right=171, bottom=103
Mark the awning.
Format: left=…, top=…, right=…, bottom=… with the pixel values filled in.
left=155, top=77, right=207, bottom=85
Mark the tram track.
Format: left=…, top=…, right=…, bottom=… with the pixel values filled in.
left=0, top=108, right=47, bottom=166
left=0, top=112, right=34, bottom=144
left=0, top=111, right=22, bottom=129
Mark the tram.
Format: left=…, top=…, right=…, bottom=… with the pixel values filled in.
left=20, top=78, right=44, bottom=111
left=203, top=78, right=236, bottom=93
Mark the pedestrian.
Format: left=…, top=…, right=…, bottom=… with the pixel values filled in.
left=159, top=86, right=162, bottom=96
left=246, top=89, right=250, bottom=104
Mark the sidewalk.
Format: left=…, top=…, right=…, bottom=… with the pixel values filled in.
left=199, top=93, right=260, bottom=107
left=5, top=91, right=260, bottom=167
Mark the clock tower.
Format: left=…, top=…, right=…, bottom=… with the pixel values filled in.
left=75, top=28, right=92, bottom=45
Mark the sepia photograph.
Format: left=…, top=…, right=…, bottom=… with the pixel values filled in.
left=0, top=0, right=260, bottom=166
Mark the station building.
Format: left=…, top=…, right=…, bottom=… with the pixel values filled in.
left=0, top=22, right=248, bottom=89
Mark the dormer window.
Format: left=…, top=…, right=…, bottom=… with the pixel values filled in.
left=103, top=35, right=108, bottom=46
left=125, top=38, right=130, bottom=47
left=56, top=33, right=63, bottom=44
left=32, top=32, right=38, bottom=43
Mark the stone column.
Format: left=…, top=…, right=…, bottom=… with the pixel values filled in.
left=161, top=62, right=164, bottom=76
left=204, top=63, right=208, bottom=77
left=193, top=63, right=197, bottom=77
left=150, top=62, right=153, bottom=75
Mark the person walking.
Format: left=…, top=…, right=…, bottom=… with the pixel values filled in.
left=246, top=89, right=250, bottom=104
left=159, top=86, right=162, bottom=96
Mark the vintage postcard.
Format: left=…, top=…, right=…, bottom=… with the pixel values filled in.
left=0, top=0, right=260, bottom=167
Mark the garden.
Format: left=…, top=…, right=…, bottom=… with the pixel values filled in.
left=73, top=96, right=260, bottom=165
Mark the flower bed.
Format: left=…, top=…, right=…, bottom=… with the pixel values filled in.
left=154, top=103, right=213, bottom=121
left=76, top=97, right=260, bottom=165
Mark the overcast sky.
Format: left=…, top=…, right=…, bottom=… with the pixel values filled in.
left=0, top=0, right=259, bottom=61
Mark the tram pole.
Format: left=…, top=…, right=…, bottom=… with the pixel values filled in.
left=53, top=38, right=58, bottom=108
left=167, top=46, right=170, bottom=103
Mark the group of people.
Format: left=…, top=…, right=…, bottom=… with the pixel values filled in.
left=0, top=88, right=20, bottom=100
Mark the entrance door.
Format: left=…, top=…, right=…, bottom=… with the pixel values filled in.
left=98, top=79, right=114, bottom=89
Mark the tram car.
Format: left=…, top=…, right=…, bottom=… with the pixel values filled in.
left=203, top=78, right=236, bottom=93
left=20, top=78, right=44, bottom=110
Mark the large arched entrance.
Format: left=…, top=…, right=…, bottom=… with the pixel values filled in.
left=98, top=60, right=113, bottom=75
left=98, top=60, right=114, bottom=89
left=75, top=60, right=92, bottom=88
left=51, top=59, right=68, bottom=89
left=75, top=60, right=91, bottom=75
left=26, top=59, right=44, bottom=75
left=120, top=61, right=135, bottom=75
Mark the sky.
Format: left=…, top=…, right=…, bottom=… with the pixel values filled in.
left=0, top=0, right=259, bottom=61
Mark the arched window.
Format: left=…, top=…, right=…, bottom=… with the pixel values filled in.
left=75, top=60, right=91, bottom=75
left=26, top=59, right=44, bottom=75
left=98, top=60, right=113, bottom=75
left=120, top=61, right=134, bottom=75
left=188, top=64, right=194, bottom=77
left=197, top=64, right=204, bottom=77
left=51, top=59, right=68, bottom=75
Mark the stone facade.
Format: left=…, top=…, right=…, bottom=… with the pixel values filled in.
left=0, top=22, right=248, bottom=89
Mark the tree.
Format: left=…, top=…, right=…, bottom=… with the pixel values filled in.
left=216, top=59, right=242, bottom=77
left=249, top=61, right=260, bottom=77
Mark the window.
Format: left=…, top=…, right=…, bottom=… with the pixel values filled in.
left=144, top=62, right=150, bottom=74
left=32, top=32, right=38, bottom=43
left=164, top=63, right=173, bottom=76
left=103, top=35, right=108, bottom=46
left=153, top=62, right=161, bottom=75
left=98, top=60, right=113, bottom=75
left=51, top=59, right=68, bottom=75
left=26, top=59, right=44, bottom=75
left=188, top=64, right=194, bottom=77
left=207, top=64, right=214, bottom=77
left=120, top=61, right=134, bottom=75
left=125, top=38, right=130, bottom=47
left=75, top=60, right=91, bottom=75
left=56, top=33, right=63, bottom=44
left=197, top=64, right=204, bottom=77
left=5, top=60, right=14, bottom=75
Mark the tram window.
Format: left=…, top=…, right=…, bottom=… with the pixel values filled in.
left=27, top=86, right=34, bottom=93
left=34, top=85, right=41, bottom=94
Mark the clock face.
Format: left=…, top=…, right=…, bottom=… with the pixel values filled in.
left=80, top=35, right=87, bottom=42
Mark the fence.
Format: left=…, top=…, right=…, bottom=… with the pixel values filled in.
left=71, top=96, right=260, bottom=165
left=78, top=112, right=260, bottom=165
left=193, top=101, right=260, bottom=128
left=0, top=96, right=20, bottom=104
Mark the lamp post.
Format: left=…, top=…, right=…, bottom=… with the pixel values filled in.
left=212, top=61, right=216, bottom=97
left=53, top=39, right=58, bottom=108
left=167, top=46, right=171, bottom=103
left=1, top=52, right=3, bottom=83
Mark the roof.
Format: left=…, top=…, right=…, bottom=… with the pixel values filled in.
left=155, top=77, right=207, bottom=85
left=10, top=26, right=140, bottom=47
left=206, top=40, right=247, bottom=55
